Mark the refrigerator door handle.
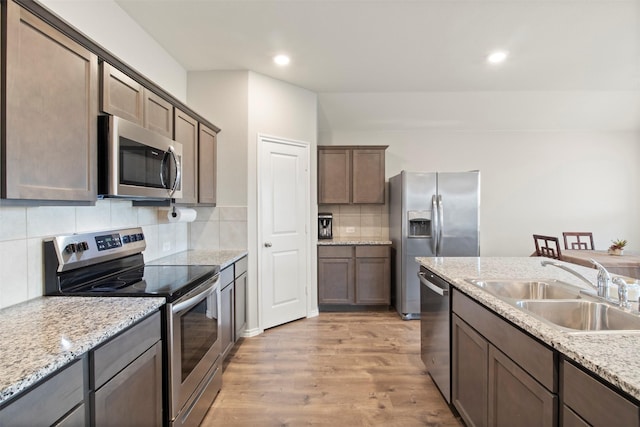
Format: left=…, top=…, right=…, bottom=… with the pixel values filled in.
left=431, top=195, right=438, bottom=253
left=437, top=194, right=443, bottom=254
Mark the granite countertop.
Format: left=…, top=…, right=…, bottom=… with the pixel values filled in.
left=317, top=237, right=392, bottom=246
left=148, top=249, right=248, bottom=269
left=0, top=296, right=165, bottom=405
left=416, top=256, right=640, bottom=401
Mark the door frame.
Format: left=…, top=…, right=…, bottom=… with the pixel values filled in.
left=256, top=133, right=312, bottom=331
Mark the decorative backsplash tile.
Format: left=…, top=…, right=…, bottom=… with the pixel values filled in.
left=319, top=202, right=390, bottom=239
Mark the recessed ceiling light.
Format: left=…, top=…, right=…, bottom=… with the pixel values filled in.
left=487, top=50, right=508, bottom=64
left=273, top=54, right=290, bottom=66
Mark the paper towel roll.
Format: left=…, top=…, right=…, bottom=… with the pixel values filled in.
left=168, top=207, right=197, bottom=223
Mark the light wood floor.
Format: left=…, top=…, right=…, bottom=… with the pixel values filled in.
left=202, top=311, right=463, bottom=426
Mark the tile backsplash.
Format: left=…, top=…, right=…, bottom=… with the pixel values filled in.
left=319, top=203, right=390, bottom=239
left=0, top=201, right=247, bottom=309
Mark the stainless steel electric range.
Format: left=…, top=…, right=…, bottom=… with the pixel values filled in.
left=44, top=227, right=221, bottom=427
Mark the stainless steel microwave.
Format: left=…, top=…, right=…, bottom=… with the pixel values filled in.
left=98, top=115, right=182, bottom=199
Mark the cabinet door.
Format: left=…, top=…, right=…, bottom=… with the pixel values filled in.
left=220, top=282, right=235, bottom=359
left=93, top=341, right=162, bottom=427
left=488, top=345, right=557, bottom=427
left=198, top=124, right=217, bottom=205
left=4, top=1, right=97, bottom=201
left=318, top=257, right=355, bottom=304
left=355, top=255, right=390, bottom=304
left=144, top=90, right=173, bottom=138
left=318, top=148, right=351, bottom=204
left=174, top=108, right=199, bottom=204
left=352, top=148, right=385, bottom=204
left=452, top=314, right=488, bottom=427
left=0, top=359, right=85, bottom=426
left=235, top=272, right=247, bottom=340
left=100, top=62, right=144, bottom=125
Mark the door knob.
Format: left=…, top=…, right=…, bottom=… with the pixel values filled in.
left=264, top=242, right=272, bottom=247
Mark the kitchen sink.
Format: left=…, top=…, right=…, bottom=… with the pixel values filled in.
left=465, top=279, right=583, bottom=300
left=516, top=300, right=640, bottom=332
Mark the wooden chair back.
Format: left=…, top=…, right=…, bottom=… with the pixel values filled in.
left=533, top=234, right=562, bottom=259
left=562, top=232, right=594, bottom=250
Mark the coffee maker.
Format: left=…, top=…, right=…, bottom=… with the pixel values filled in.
left=318, top=213, right=333, bottom=239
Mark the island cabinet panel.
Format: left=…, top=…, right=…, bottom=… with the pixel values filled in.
left=198, top=124, right=218, bottom=205
left=561, top=406, right=590, bottom=427
left=4, top=0, right=97, bottom=201
left=451, top=289, right=558, bottom=427
left=318, top=146, right=387, bottom=205
left=0, top=358, right=86, bottom=426
left=452, top=314, right=488, bottom=427
left=174, top=108, right=199, bottom=204
left=562, top=360, right=640, bottom=427
left=488, top=346, right=556, bottom=427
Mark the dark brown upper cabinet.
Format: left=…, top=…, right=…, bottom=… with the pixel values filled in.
left=318, top=146, right=387, bottom=205
left=3, top=0, right=98, bottom=201
left=174, top=108, right=199, bottom=205
left=101, top=62, right=173, bottom=139
left=198, top=124, right=218, bottom=205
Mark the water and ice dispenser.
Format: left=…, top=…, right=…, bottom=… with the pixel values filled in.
left=408, top=210, right=431, bottom=237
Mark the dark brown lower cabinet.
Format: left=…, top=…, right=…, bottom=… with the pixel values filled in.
left=452, top=289, right=557, bottom=427
left=93, top=341, right=163, bottom=427
left=318, top=245, right=390, bottom=308
left=562, top=360, right=640, bottom=427
left=452, top=314, right=488, bottom=427
left=220, top=278, right=235, bottom=359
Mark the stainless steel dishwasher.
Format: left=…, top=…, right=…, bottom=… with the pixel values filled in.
left=418, top=267, right=451, bottom=404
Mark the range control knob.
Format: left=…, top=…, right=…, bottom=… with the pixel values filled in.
left=75, top=241, right=89, bottom=252
left=64, top=243, right=77, bottom=254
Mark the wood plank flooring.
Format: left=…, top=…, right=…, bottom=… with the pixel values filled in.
left=202, top=311, right=462, bottom=426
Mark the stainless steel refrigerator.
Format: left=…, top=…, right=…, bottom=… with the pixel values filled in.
left=389, top=170, right=480, bottom=319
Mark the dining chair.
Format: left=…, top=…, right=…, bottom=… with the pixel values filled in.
left=533, top=234, right=563, bottom=259
left=562, top=232, right=594, bottom=250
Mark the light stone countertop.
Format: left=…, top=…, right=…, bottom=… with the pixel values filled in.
left=148, top=249, right=248, bottom=269
left=0, top=296, right=165, bottom=405
left=317, top=237, right=392, bottom=246
left=416, top=256, right=640, bottom=401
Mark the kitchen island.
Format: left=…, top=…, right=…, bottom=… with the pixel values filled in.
left=418, top=256, right=640, bottom=425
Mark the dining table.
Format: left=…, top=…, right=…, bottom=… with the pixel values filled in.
left=561, top=249, right=640, bottom=279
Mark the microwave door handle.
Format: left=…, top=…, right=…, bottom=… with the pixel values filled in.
left=161, top=146, right=181, bottom=197
left=168, top=146, right=181, bottom=197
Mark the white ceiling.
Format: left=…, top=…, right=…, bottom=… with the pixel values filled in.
left=116, top=0, right=640, bottom=132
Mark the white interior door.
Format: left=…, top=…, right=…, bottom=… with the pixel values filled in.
left=259, top=135, right=309, bottom=330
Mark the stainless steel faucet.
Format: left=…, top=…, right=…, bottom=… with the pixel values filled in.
left=612, top=277, right=630, bottom=309
left=540, top=258, right=612, bottom=298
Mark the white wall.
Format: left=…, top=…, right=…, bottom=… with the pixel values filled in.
left=247, top=72, right=318, bottom=334
left=40, top=0, right=187, bottom=101
left=320, top=129, right=640, bottom=256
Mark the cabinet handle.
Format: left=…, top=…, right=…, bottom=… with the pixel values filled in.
left=264, top=242, right=272, bottom=248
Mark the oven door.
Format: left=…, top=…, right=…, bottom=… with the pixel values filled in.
left=169, top=275, right=221, bottom=425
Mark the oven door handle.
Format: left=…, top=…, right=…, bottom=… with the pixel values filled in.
left=172, top=278, right=218, bottom=315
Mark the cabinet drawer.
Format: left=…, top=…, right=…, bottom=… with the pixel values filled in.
left=355, top=245, right=389, bottom=258
left=221, top=265, right=234, bottom=288
left=452, top=290, right=556, bottom=392
left=318, top=246, right=353, bottom=258
left=235, top=256, right=248, bottom=278
left=563, top=360, right=640, bottom=427
left=0, top=359, right=85, bottom=426
left=93, top=311, right=161, bottom=389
